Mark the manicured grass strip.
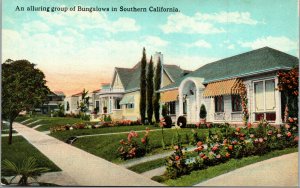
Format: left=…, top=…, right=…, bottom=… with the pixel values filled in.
left=36, top=117, right=87, bottom=131
left=164, top=147, right=298, bottom=186
left=128, top=158, right=166, bottom=173
left=69, top=128, right=210, bottom=163
left=14, top=116, right=30, bottom=122
left=51, top=125, right=160, bottom=140
left=1, top=136, right=61, bottom=176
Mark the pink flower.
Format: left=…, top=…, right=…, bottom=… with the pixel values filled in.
left=286, top=132, right=292, bottom=137
left=195, top=122, right=200, bottom=127
left=127, top=134, right=132, bottom=142
left=277, top=134, right=282, bottom=138
left=259, top=138, right=264, bottom=143
left=141, top=138, right=146, bottom=144
left=267, top=130, right=273, bottom=135
left=206, top=123, right=211, bottom=128
left=212, top=146, right=218, bottom=151
left=250, top=134, right=255, bottom=138
left=285, top=124, right=290, bottom=129
left=247, top=122, right=252, bottom=129
left=216, top=154, right=221, bottom=159
left=294, top=136, right=299, bottom=142
left=173, top=145, right=179, bottom=150
left=288, top=117, right=294, bottom=123
left=197, top=141, right=203, bottom=147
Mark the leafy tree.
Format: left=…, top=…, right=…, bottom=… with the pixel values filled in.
left=2, top=157, right=49, bottom=185
left=147, top=56, right=154, bottom=124
left=139, top=48, right=147, bottom=124
left=78, top=89, right=90, bottom=114
left=153, top=57, right=162, bottom=122
left=2, top=60, right=50, bottom=144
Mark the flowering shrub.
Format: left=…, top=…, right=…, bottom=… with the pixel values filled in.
left=117, top=129, right=152, bottom=160
left=177, top=116, right=187, bottom=128
left=166, top=145, right=189, bottom=179
left=165, top=119, right=298, bottom=179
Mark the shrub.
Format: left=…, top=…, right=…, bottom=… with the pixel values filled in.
left=162, top=105, right=168, bottom=117
left=199, top=104, right=207, bottom=119
left=163, top=116, right=173, bottom=128
left=177, top=116, right=187, bottom=128
left=165, top=145, right=189, bottom=179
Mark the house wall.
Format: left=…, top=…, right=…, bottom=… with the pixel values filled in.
left=121, top=91, right=141, bottom=120
left=64, top=96, right=80, bottom=114
left=112, top=73, right=124, bottom=89
left=161, top=70, right=173, bottom=88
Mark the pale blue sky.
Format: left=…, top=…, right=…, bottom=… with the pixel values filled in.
left=2, top=0, right=299, bottom=95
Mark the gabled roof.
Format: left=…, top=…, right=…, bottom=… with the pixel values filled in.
left=116, top=62, right=190, bottom=92
left=53, top=91, right=65, bottom=96
left=160, top=47, right=299, bottom=91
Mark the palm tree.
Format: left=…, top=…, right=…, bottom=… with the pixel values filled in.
left=2, top=157, right=49, bottom=186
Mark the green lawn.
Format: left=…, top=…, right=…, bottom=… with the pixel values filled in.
left=128, top=158, right=166, bottom=173
left=163, top=147, right=298, bottom=186
left=50, top=125, right=160, bottom=140
left=55, top=128, right=210, bottom=163
left=1, top=136, right=61, bottom=176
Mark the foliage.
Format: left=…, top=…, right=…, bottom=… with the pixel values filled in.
left=162, top=104, right=168, bottom=117
left=2, top=59, right=50, bottom=144
left=166, top=145, right=189, bottom=179
left=153, top=57, right=162, bottom=122
left=277, top=67, right=299, bottom=120
left=140, top=48, right=147, bottom=124
left=147, top=56, right=154, bottom=124
left=177, top=116, right=187, bottom=128
left=117, top=131, right=146, bottom=160
left=163, top=115, right=173, bottom=128
left=103, top=115, right=112, bottom=122
left=78, top=89, right=90, bottom=115
left=165, top=118, right=298, bottom=179
left=2, top=157, right=49, bottom=185
left=199, top=104, right=207, bottom=119
left=53, top=103, right=65, bottom=117
left=237, top=82, right=249, bottom=126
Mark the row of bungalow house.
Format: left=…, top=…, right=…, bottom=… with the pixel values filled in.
left=64, top=47, right=298, bottom=125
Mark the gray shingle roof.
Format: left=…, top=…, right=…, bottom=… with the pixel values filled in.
left=160, top=47, right=299, bottom=91
left=116, top=62, right=189, bottom=92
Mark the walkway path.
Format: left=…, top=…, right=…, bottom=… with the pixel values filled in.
left=141, top=166, right=166, bottom=178
left=13, top=122, right=162, bottom=186
left=195, top=152, right=298, bottom=186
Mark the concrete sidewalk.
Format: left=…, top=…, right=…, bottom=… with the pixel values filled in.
left=13, top=122, right=162, bottom=186
left=195, top=152, right=298, bottom=186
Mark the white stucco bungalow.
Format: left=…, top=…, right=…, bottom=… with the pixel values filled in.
left=159, top=47, right=298, bottom=125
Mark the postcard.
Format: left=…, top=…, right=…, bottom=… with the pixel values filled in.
left=1, top=0, right=299, bottom=187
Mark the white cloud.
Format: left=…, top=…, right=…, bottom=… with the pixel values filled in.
left=239, top=36, right=299, bottom=52
left=38, top=11, right=140, bottom=33
left=195, top=11, right=259, bottom=25
left=143, top=36, right=169, bottom=47
left=161, top=13, right=225, bottom=34
left=227, top=44, right=235, bottom=49
left=186, top=39, right=212, bottom=48
left=165, top=55, right=219, bottom=71
left=23, top=20, right=50, bottom=33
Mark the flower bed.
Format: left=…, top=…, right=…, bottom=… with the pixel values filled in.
left=165, top=118, right=298, bottom=179
left=49, top=119, right=142, bottom=133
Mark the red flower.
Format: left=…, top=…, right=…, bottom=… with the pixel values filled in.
left=175, top=156, right=180, bottom=161
left=289, top=117, right=294, bottom=123
left=141, top=138, right=146, bottom=144
left=197, top=141, right=203, bottom=147
left=228, top=145, right=233, bottom=150
left=294, top=136, right=299, bottom=142
left=236, top=127, right=241, bottom=132
left=267, top=130, right=273, bottom=135
left=287, top=132, right=292, bottom=137
left=212, top=146, right=218, bottom=151
left=225, top=153, right=230, bottom=158
left=247, top=122, right=252, bottom=129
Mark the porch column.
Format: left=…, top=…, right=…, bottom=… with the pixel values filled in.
left=275, top=77, right=282, bottom=124
left=179, top=90, right=183, bottom=115
left=196, top=88, right=200, bottom=122
left=112, top=96, right=115, bottom=111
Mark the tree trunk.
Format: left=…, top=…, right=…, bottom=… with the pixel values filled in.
left=8, top=120, right=13, bottom=145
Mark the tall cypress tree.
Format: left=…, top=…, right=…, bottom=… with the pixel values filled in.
left=147, top=56, right=154, bottom=124
left=153, top=57, right=162, bottom=122
left=139, top=48, right=147, bottom=124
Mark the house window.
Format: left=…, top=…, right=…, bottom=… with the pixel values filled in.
left=183, top=100, right=187, bottom=114
left=254, top=79, right=276, bottom=121
left=126, top=103, right=134, bottom=109
left=96, top=101, right=99, bottom=109
left=115, top=98, right=121, bottom=109
left=167, top=101, right=176, bottom=115
left=215, top=96, right=224, bottom=112
left=232, top=95, right=242, bottom=112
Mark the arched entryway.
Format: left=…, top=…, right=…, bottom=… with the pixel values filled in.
left=178, top=77, right=205, bottom=123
